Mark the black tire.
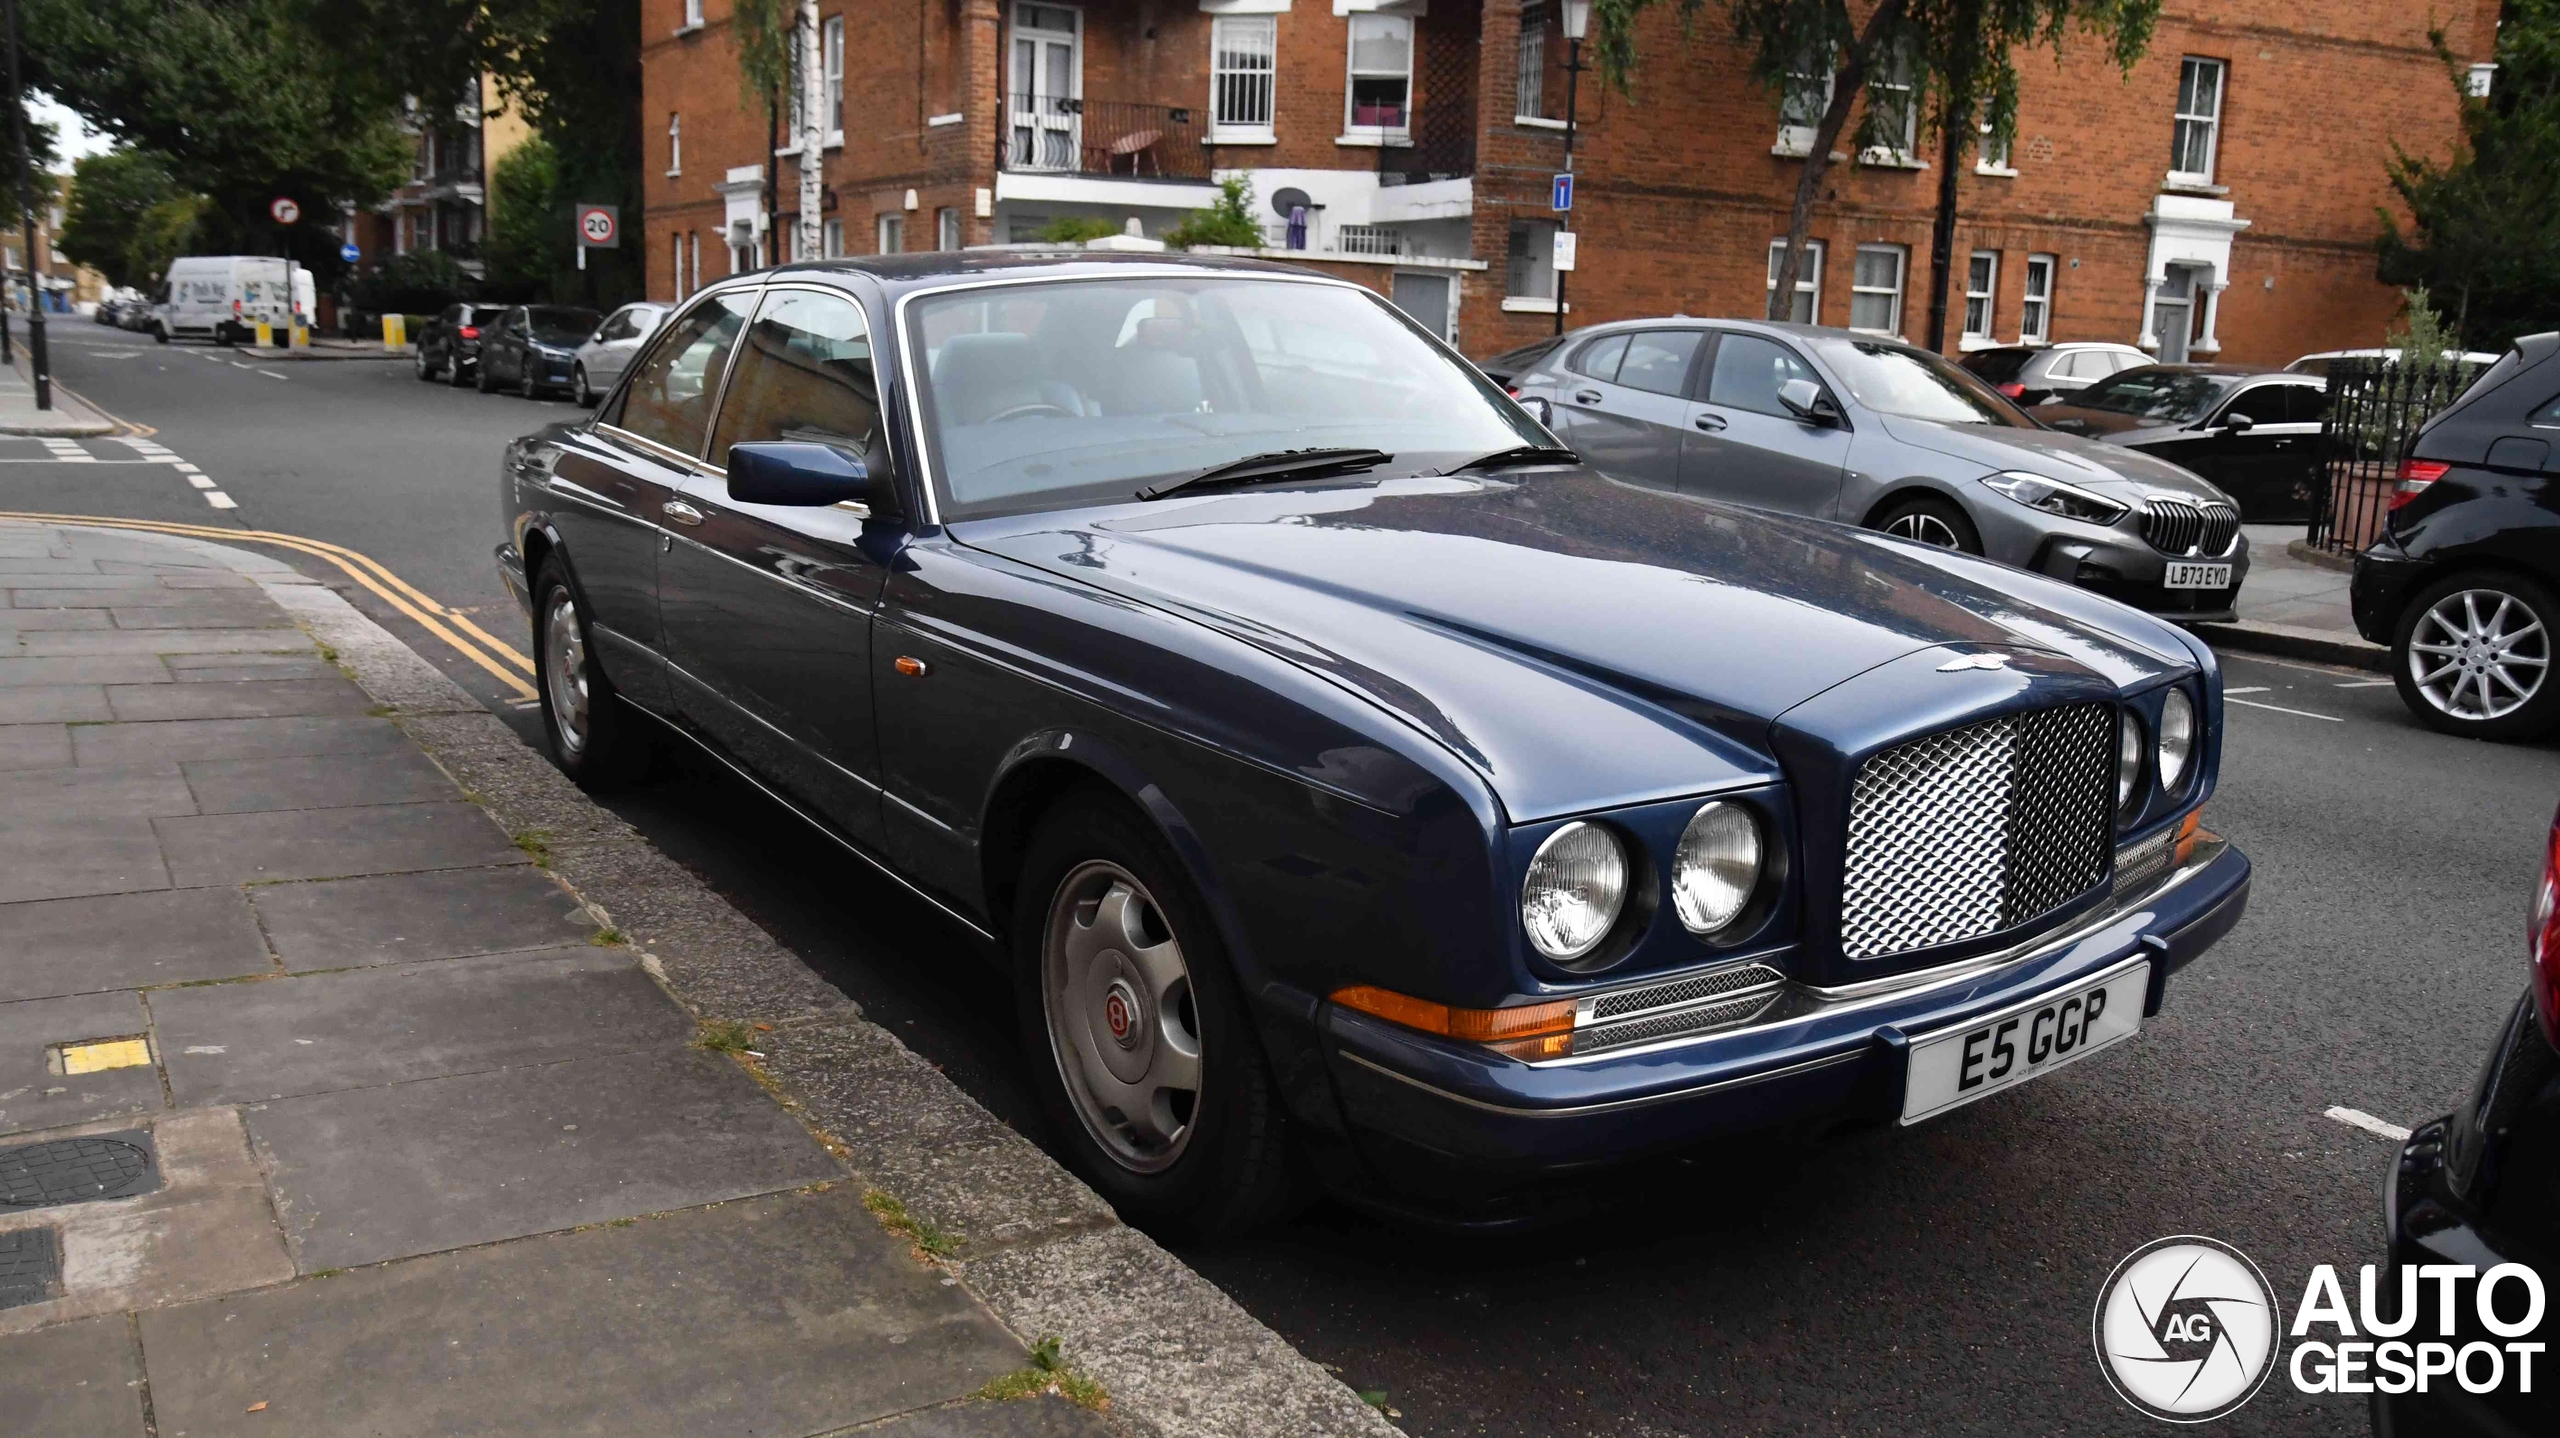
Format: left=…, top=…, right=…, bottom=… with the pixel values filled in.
left=530, top=558, right=654, bottom=790
left=1871, top=494, right=1984, bottom=555
left=2390, top=570, right=2560, bottom=742
left=151, top=323, right=169, bottom=345
left=1014, top=791, right=1296, bottom=1239
left=520, top=364, right=539, bottom=400
left=476, top=358, right=495, bottom=394
left=415, top=346, right=437, bottom=382
left=448, top=356, right=472, bottom=389
left=574, top=364, right=596, bottom=408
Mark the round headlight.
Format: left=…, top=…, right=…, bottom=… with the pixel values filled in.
left=1672, top=801, right=1763, bottom=936
left=1521, top=821, right=1629, bottom=962
left=2116, top=710, right=2146, bottom=818
left=2157, top=689, right=2196, bottom=793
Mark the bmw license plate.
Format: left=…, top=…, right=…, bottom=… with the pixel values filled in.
left=1899, top=960, right=2150, bottom=1124
left=2163, top=561, right=2232, bottom=590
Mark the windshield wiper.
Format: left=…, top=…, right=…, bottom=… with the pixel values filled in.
left=1136, top=447, right=1392, bottom=502
left=1436, top=443, right=1580, bottom=474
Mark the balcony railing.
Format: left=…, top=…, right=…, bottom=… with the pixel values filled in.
left=1001, top=95, right=1210, bottom=181
left=1379, top=106, right=1476, bottom=186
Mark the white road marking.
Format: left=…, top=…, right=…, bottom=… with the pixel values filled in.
left=2229, top=697, right=2345, bottom=722
left=2225, top=686, right=2271, bottom=695
left=2335, top=678, right=2396, bottom=688
left=257, top=371, right=287, bottom=381
left=186, top=474, right=214, bottom=489
left=2325, top=1106, right=2412, bottom=1142
left=204, top=492, right=237, bottom=509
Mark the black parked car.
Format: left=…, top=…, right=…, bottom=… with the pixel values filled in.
left=2372, top=800, right=2559, bottom=1436
left=2038, top=364, right=2328, bottom=523
left=477, top=304, right=601, bottom=399
left=1477, top=335, right=1564, bottom=392
left=498, top=254, right=2248, bottom=1233
left=1959, top=341, right=2149, bottom=406
left=2352, top=333, right=2560, bottom=741
left=416, top=303, right=506, bottom=386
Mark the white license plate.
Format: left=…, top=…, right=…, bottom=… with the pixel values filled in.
left=2163, top=561, right=2233, bottom=590
left=1900, top=961, right=2150, bottom=1124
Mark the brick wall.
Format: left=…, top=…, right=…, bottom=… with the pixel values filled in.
left=643, top=0, right=2486, bottom=365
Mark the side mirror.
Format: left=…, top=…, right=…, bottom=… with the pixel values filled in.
left=726, top=441, right=902, bottom=519
left=1518, top=395, right=1554, bottom=427
left=2221, top=411, right=2255, bottom=434
left=1777, top=377, right=1838, bottom=425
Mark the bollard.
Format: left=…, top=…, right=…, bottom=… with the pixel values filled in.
left=382, top=313, right=406, bottom=349
left=254, top=321, right=273, bottom=347
left=291, top=325, right=310, bottom=348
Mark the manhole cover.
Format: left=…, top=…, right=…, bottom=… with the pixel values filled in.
left=0, top=1133, right=156, bottom=1209
left=0, top=1229, right=58, bottom=1309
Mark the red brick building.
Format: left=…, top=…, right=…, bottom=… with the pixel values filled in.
left=640, top=0, right=2490, bottom=365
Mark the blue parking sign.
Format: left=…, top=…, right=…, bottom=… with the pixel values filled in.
left=339, top=242, right=361, bottom=263
left=1552, top=172, right=1573, bottom=212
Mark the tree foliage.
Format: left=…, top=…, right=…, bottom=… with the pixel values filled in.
left=1168, top=177, right=1266, bottom=250
left=1590, top=1, right=2157, bottom=321
left=2377, top=2, right=2560, bottom=351
left=58, top=149, right=204, bottom=289
left=481, top=135, right=568, bottom=301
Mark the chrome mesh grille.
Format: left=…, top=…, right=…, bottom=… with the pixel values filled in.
left=2111, top=826, right=2177, bottom=900
left=1577, top=991, right=1783, bottom=1054
left=1840, top=704, right=2115, bottom=960
left=1589, top=962, right=1785, bottom=1021
left=2141, top=497, right=2240, bottom=557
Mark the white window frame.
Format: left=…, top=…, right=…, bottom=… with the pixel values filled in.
left=878, top=213, right=904, bottom=255
left=937, top=206, right=961, bottom=251
left=1849, top=244, right=1906, bottom=336
left=1515, top=11, right=1547, bottom=122
left=1775, top=51, right=1833, bottom=157
left=1962, top=250, right=1998, bottom=346
left=1209, top=14, right=1278, bottom=144
left=2019, top=254, right=2055, bottom=344
left=823, top=218, right=844, bottom=258
left=681, top=0, right=704, bottom=30
left=1976, top=119, right=2014, bottom=176
left=2170, top=57, right=2225, bottom=186
left=666, top=112, right=682, bottom=177
left=688, top=233, right=700, bottom=297
left=1342, top=12, right=1414, bottom=143
left=1766, top=238, right=1825, bottom=324
left=1863, top=49, right=1920, bottom=165
left=1506, top=219, right=1557, bottom=302
left=823, top=16, right=845, bottom=146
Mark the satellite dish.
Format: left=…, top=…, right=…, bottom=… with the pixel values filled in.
left=1270, top=186, right=1313, bottom=219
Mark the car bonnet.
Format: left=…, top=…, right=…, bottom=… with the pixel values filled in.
left=1875, top=414, right=2233, bottom=503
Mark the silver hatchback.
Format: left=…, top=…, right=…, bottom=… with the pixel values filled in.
left=1511, top=318, right=2251, bottom=621
left=572, top=302, right=667, bottom=408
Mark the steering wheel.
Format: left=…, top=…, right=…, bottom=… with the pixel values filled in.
left=985, top=402, right=1077, bottom=423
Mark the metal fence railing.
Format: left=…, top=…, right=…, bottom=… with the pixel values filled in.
left=999, top=95, right=1209, bottom=181
left=2308, top=357, right=2481, bottom=556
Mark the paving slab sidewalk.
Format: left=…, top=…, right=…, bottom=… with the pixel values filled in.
left=0, top=347, right=114, bottom=437
left=2191, top=523, right=2385, bottom=671
left=0, top=519, right=1397, bottom=1438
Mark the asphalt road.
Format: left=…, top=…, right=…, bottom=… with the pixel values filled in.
left=18, top=321, right=2556, bottom=1436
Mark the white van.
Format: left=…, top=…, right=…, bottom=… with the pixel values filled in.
left=152, top=256, right=317, bottom=345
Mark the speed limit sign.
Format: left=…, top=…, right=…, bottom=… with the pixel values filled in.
left=270, top=196, right=300, bottom=225
left=575, top=204, right=620, bottom=249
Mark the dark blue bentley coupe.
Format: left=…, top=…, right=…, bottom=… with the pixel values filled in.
left=497, top=253, right=2251, bottom=1232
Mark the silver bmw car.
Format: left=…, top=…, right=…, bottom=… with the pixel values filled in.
left=1510, top=317, right=2250, bottom=621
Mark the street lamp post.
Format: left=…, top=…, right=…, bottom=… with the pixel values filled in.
left=1553, top=0, right=1589, bottom=338
left=1, top=0, right=45, bottom=408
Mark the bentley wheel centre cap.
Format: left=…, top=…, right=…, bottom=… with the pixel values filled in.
left=1101, top=978, right=1142, bottom=1049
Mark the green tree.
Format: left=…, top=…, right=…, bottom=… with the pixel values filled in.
left=2378, top=2, right=2560, bottom=351
left=1167, top=178, right=1265, bottom=249
left=59, top=149, right=201, bottom=290
left=482, top=136, right=568, bottom=301
left=1590, top=0, right=2157, bottom=322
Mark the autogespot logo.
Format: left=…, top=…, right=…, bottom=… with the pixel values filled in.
left=2093, top=1236, right=2282, bottom=1422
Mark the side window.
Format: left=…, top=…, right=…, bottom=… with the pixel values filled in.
left=707, top=289, right=880, bottom=467
left=1615, top=330, right=1703, bottom=397
left=2222, top=385, right=2291, bottom=425
left=1569, top=333, right=1628, bottom=382
left=599, top=310, right=637, bottom=342
left=1707, top=332, right=1821, bottom=417
left=2283, top=385, right=2329, bottom=425
left=603, top=291, right=755, bottom=456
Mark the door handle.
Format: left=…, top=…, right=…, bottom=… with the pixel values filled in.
left=1573, top=389, right=1602, bottom=405
left=1694, top=412, right=1728, bottom=432
left=661, top=500, right=704, bottom=526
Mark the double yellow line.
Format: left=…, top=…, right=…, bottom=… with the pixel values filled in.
left=0, top=510, right=538, bottom=701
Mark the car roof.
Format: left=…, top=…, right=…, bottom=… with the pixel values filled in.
left=727, top=249, right=1344, bottom=302
left=2121, top=361, right=2302, bottom=380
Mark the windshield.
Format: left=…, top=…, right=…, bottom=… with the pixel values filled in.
left=529, top=308, right=600, bottom=345
left=1807, top=337, right=2030, bottom=426
left=1959, top=349, right=2033, bottom=382
left=907, top=276, right=1542, bottom=519
left=2069, top=369, right=2235, bottom=424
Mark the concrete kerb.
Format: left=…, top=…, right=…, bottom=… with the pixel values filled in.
left=6, top=519, right=1401, bottom=1438
left=2190, top=618, right=2389, bottom=673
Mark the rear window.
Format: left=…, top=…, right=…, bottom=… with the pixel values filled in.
left=2071, top=369, right=2235, bottom=424
left=1961, top=349, right=2034, bottom=382
left=1481, top=337, right=1562, bottom=375
left=528, top=307, right=601, bottom=344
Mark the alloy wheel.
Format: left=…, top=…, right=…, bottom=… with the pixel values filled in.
left=1041, top=860, right=1202, bottom=1174
left=541, top=587, right=590, bottom=760
left=2409, top=587, right=2549, bottom=721
left=1885, top=510, right=1963, bottom=548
